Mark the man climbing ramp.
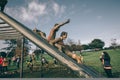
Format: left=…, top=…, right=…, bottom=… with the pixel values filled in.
left=49, top=31, right=83, bottom=64
left=33, top=27, right=46, bottom=40
left=0, top=0, right=8, bottom=12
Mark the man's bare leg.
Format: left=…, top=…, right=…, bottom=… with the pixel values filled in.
left=64, top=49, right=83, bottom=64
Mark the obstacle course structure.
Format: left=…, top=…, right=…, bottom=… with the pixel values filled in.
left=0, top=11, right=103, bottom=78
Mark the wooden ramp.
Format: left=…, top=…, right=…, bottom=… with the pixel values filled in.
left=0, top=11, right=103, bottom=78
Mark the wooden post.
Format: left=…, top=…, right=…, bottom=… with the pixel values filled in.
left=20, top=37, right=24, bottom=78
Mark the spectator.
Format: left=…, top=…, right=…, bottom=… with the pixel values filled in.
left=8, top=58, right=11, bottom=66
left=100, top=51, right=113, bottom=78
left=32, top=54, right=36, bottom=65
left=26, top=60, right=33, bottom=73
left=12, top=56, right=16, bottom=66
left=0, top=56, right=3, bottom=72
left=41, top=57, right=48, bottom=66
left=2, top=57, right=8, bottom=72
left=53, top=58, right=58, bottom=65
left=29, top=56, right=32, bottom=62
left=16, top=56, right=20, bottom=69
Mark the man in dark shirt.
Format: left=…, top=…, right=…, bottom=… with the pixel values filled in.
left=100, top=52, right=113, bottom=78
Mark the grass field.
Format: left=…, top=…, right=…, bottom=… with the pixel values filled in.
left=0, top=49, right=120, bottom=78
left=34, top=49, right=120, bottom=78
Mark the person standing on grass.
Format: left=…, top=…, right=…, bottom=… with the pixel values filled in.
left=16, top=56, right=20, bottom=69
left=12, top=56, right=16, bottom=66
left=2, top=57, right=8, bottom=72
left=0, top=56, right=3, bottom=72
left=41, top=57, right=48, bottom=66
left=26, top=60, right=33, bottom=73
left=100, top=51, right=113, bottom=78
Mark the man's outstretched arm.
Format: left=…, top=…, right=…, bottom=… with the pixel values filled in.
left=54, top=19, right=70, bottom=29
left=58, top=19, right=70, bottom=26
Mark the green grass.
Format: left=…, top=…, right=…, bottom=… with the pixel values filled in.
left=81, top=49, right=120, bottom=78
left=32, top=49, right=120, bottom=78
left=0, top=53, right=79, bottom=78
left=1, top=49, right=120, bottom=78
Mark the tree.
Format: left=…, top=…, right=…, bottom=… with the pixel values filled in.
left=0, top=52, right=6, bottom=57
left=3, top=38, right=30, bottom=57
left=89, top=39, right=105, bottom=50
left=82, top=44, right=89, bottom=50
left=3, top=39, right=17, bottom=57
left=71, top=44, right=76, bottom=51
left=4, top=39, right=17, bottom=48
left=33, top=49, right=41, bottom=60
left=64, top=44, right=72, bottom=51
left=66, top=38, right=76, bottom=51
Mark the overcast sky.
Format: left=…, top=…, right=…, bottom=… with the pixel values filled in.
left=0, top=0, right=120, bottom=49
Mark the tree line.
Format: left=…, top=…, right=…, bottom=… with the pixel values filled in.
left=65, top=38, right=120, bottom=52
left=1, top=38, right=120, bottom=58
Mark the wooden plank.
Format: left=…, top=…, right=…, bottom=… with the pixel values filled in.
left=0, top=30, right=18, bottom=33
left=0, top=34, right=22, bottom=37
left=0, top=31, right=20, bottom=34
left=0, top=28, right=16, bottom=31
left=0, top=36, right=20, bottom=40
left=0, top=25, right=11, bottom=28
left=0, top=22, right=6, bottom=24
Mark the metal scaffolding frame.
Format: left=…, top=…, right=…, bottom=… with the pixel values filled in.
left=0, top=15, right=24, bottom=78
left=0, top=19, right=22, bottom=40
